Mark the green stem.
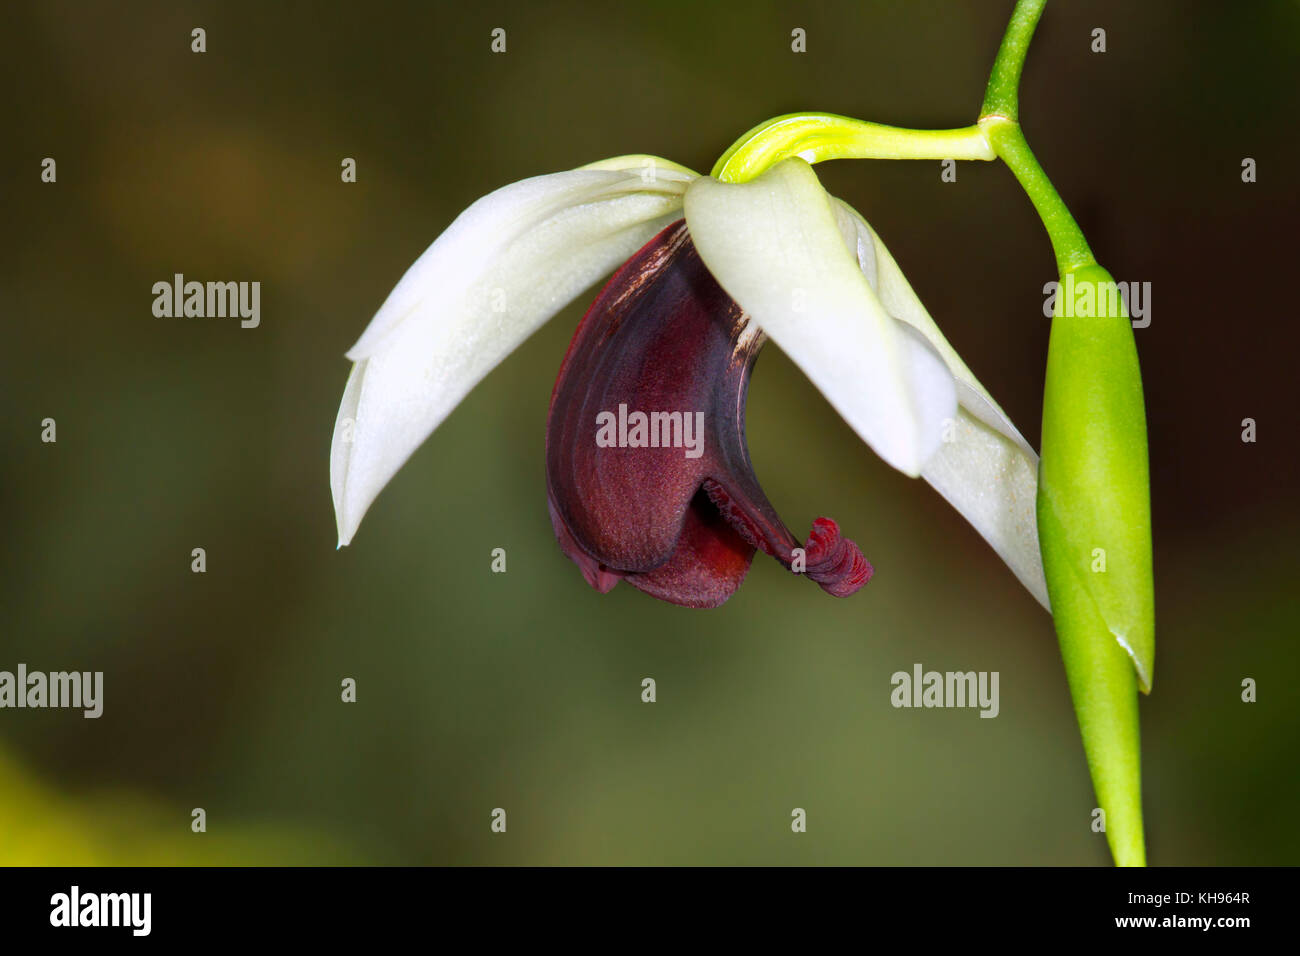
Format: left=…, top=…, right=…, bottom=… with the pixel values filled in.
left=979, top=117, right=1094, bottom=276
left=981, top=0, right=1047, bottom=121
left=978, top=1, right=1093, bottom=275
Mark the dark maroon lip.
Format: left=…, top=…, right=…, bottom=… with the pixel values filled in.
left=545, top=219, right=873, bottom=608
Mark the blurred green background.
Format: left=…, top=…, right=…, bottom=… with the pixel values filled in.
left=2, top=0, right=1297, bottom=865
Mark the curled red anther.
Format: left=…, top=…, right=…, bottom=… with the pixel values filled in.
left=802, top=517, right=874, bottom=597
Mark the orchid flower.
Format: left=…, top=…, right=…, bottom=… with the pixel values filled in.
left=330, top=0, right=1156, bottom=868
left=330, top=154, right=1047, bottom=609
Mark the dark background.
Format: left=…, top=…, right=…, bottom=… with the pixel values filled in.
left=1, top=0, right=1296, bottom=863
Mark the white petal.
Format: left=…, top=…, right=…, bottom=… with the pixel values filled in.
left=922, top=407, right=1049, bottom=609
left=834, top=199, right=1049, bottom=609
left=332, top=158, right=695, bottom=546
left=683, top=159, right=955, bottom=477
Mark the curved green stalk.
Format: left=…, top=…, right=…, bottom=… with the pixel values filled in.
left=712, top=114, right=993, bottom=183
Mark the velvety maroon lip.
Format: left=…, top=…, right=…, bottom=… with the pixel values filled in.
left=545, top=219, right=873, bottom=608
